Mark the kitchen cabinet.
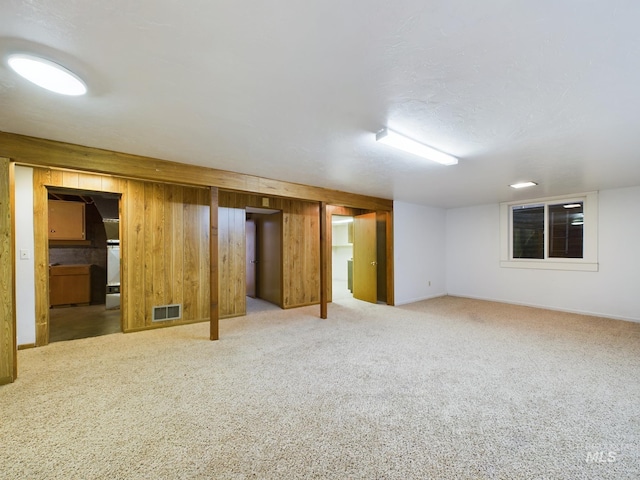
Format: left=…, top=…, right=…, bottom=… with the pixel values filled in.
left=48, top=200, right=85, bottom=240
left=49, top=264, right=91, bottom=306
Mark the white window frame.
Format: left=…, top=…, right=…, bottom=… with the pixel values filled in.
left=500, top=191, right=598, bottom=271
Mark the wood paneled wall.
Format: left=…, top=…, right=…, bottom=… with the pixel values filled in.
left=220, top=191, right=320, bottom=309
left=283, top=200, right=320, bottom=308
left=32, top=167, right=210, bottom=344
left=0, top=158, right=16, bottom=384
left=218, top=207, right=246, bottom=318
left=123, top=181, right=210, bottom=331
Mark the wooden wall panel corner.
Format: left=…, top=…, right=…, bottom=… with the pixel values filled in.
left=124, top=179, right=147, bottom=331
left=32, top=168, right=50, bottom=346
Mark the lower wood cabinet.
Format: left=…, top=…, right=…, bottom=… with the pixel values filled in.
left=50, top=264, right=91, bottom=306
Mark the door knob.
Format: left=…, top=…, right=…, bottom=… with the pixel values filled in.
left=370, top=261, right=377, bottom=266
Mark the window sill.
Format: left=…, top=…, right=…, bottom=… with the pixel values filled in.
left=500, top=260, right=598, bottom=272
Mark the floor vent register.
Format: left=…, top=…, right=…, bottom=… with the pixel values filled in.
left=152, top=304, right=182, bottom=322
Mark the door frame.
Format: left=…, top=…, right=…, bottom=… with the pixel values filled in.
left=245, top=218, right=257, bottom=298
left=37, top=184, right=124, bottom=346
left=46, top=187, right=122, bottom=341
left=323, top=205, right=394, bottom=307
left=252, top=208, right=283, bottom=308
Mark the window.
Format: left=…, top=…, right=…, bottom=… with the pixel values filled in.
left=500, top=192, right=598, bottom=271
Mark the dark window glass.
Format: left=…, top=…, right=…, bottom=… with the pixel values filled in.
left=512, top=204, right=544, bottom=259
left=548, top=202, right=583, bottom=258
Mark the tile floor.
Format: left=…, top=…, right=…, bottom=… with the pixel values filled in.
left=49, top=304, right=121, bottom=343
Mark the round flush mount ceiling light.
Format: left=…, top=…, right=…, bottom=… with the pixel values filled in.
left=7, top=54, right=87, bottom=96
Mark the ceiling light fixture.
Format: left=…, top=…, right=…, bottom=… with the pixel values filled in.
left=376, top=128, right=458, bottom=166
left=509, top=181, right=538, bottom=189
left=7, top=54, right=87, bottom=96
left=563, top=203, right=582, bottom=209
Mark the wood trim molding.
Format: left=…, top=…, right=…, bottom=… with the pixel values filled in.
left=8, top=161, right=17, bottom=379
left=0, top=158, right=16, bottom=384
left=0, top=131, right=393, bottom=211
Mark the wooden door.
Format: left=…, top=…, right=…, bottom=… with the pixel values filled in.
left=353, top=212, right=377, bottom=303
left=246, top=219, right=257, bottom=297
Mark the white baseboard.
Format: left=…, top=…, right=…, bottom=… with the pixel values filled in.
left=449, top=293, right=640, bottom=324
left=394, top=293, right=447, bottom=306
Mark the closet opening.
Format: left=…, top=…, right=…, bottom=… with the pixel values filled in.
left=331, top=215, right=354, bottom=300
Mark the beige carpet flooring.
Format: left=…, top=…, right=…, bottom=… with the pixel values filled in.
left=1, top=296, right=639, bottom=479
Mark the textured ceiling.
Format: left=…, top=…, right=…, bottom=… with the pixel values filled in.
left=2, top=1, right=640, bottom=208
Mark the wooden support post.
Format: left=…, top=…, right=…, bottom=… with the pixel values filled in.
left=209, top=187, right=219, bottom=340
left=320, top=201, right=328, bottom=319
left=0, top=158, right=17, bottom=384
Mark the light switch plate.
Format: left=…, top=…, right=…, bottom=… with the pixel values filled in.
left=20, top=249, right=30, bottom=260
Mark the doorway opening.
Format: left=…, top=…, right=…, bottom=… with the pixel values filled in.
left=47, top=188, right=122, bottom=342
left=246, top=207, right=283, bottom=311
left=330, top=210, right=389, bottom=305
left=331, top=215, right=354, bottom=300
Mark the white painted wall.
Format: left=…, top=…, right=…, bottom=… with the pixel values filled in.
left=393, top=201, right=447, bottom=305
left=445, top=186, right=640, bottom=322
left=14, top=165, right=36, bottom=345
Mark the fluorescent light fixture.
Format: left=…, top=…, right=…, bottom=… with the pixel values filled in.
left=563, top=203, right=582, bottom=209
left=7, top=54, right=87, bottom=96
left=509, top=181, right=538, bottom=189
left=376, top=128, right=458, bottom=166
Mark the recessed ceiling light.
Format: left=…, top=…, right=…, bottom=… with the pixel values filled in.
left=376, top=128, right=458, bottom=166
left=7, top=54, right=87, bottom=96
left=509, top=181, right=538, bottom=189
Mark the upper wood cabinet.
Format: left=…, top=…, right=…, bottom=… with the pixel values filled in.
left=48, top=200, right=86, bottom=240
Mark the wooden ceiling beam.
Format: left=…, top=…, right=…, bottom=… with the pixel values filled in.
left=0, top=131, right=392, bottom=211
